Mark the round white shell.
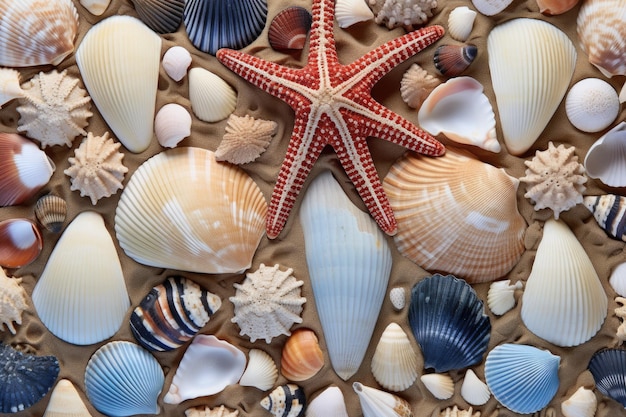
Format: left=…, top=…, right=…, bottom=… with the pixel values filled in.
left=420, top=374, right=455, bottom=400
left=389, top=287, right=406, bottom=311
left=189, top=67, right=237, bottom=123
left=461, top=369, right=491, bottom=406
left=584, top=121, right=626, bottom=187
left=610, top=262, right=626, bottom=297
left=239, top=349, right=278, bottom=391
left=487, top=280, right=522, bottom=316
left=335, top=0, right=374, bottom=28
left=371, top=323, right=418, bottom=392
left=448, top=6, right=477, bottom=42
left=154, top=103, right=192, bottom=148
left=561, top=386, right=597, bottom=417
left=306, top=386, right=349, bottom=417
left=162, top=46, right=192, bottom=82
left=565, top=78, right=619, bottom=132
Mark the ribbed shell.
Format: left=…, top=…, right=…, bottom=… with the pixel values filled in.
left=281, top=328, right=324, bottom=381
left=584, top=122, right=626, bottom=187
left=0, top=218, right=43, bottom=269
left=583, top=194, right=626, bottom=241
left=352, top=382, right=412, bottom=417
left=447, top=6, right=476, bottom=41
left=588, top=349, right=626, bottom=407
left=433, top=45, right=477, bottom=77
left=239, top=349, right=278, bottom=391
left=268, top=7, right=312, bottom=51
left=371, top=323, right=418, bottom=392
left=188, top=68, right=237, bottom=123
left=43, top=379, right=92, bottom=417
left=130, top=0, right=184, bottom=33
left=34, top=194, right=67, bottom=233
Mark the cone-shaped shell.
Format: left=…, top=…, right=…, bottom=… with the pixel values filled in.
left=0, top=219, right=43, bottom=269
left=521, top=219, right=608, bottom=347
left=189, top=68, right=237, bottom=123
left=588, top=348, right=626, bottom=407
left=32, top=211, right=130, bottom=345
left=583, top=194, right=626, bottom=241
left=268, top=7, right=312, bottom=51
left=130, top=0, right=184, bottom=33
left=353, top=382, right=412, bottom=417
left=239, top=349, right=278, bottom=391
left=584, top=122, right=626, bottom=187
left=76, top=16, right=161, bottom=153
left=299, top=171, right=392, bottom=380
left=565, top=78, right=619, bottom=133
left=261, top=384, right=306, bottom=417
left=461, top=369, right=490, bottom=406
left=383, top=149, right=526, bottom=283
left=44, top=379, right=93, bottom=417
left=306, top=386, right=349, bottom=417
left=371, top=323, right=418, bottom=392
left=281, top=328, right=324, bottom=382
left=34, top=194, right=67, bottom=233
left=488, top=18, right=576, bottom=155
left=561, top=386, right=597, bottom=417
left=115, top=147, right=267, bottom=274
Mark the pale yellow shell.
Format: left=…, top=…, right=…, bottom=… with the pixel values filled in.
left=561, top=386, right=597, bottom=417
left=215, top=114, right=278, bottom=164
left=421, top=374, right=455, bottom=400
left=189, top=68, right=237, bottom=123
left=43, top=379, right=93, bottom=417
left=371, top=323, right=418, bottom=392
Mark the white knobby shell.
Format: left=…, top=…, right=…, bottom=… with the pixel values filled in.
left=162, top=46, right=192, bottom=82
left=561, top=386, right=597, bottom=417
left=371, top=323, right=418, bottom=392
left=487, top=280, right=523, bottom=316
left=448, top=6, right=477, bottom=41
left=471, top=0, right=513, bottom=15
left=80, top=0, right=112, bottom=15
left=335, top=0, right=374, bottom=28
left=154, top=103, right=192, bottom=148
left=189, top=67, right=237, bottom=123
left=565, top=78, right=619, bottom=132
left=584, top=121, right=626, bottom=187
left=43, top=379, right=92, bottom=417
left=420, top=374, right=455, bottom=400
left=239, top=349, right=278, bottom=391
left=461, top=369, right=491, bottom=406
left=306, top=386, right=349, bottom=417
left=610, top=262, right=626, bottom=297
left=0, top=68, right=23, bottom=108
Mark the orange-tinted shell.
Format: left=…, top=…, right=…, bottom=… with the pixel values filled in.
left=537, top=0, right=579, bottom=15
left=281, top=328, right=324, bottom=381
left=0, top=219, right=43, bottom=268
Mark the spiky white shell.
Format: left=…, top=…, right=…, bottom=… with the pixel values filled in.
left=565, top=77, right=619, bottom=132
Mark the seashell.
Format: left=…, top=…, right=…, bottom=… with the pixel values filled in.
left=611, top=262, right=626, bottom=297
left=299, top=171, right=392, bottom=380
left=420, top=374, right=455, bottom=400
left=588, top=348, right=626, bottom=407
left=383, top=149, right=526, bottom=283
left=115, top=147, right=267, bottom=274
left=215, top=114, right=278, bottom=164
left=239, top=348, right=278, bottom=391
left=0, top=0, right=79, bottom=67
left=261, top=384, right=306, bottom=417
left=577, top=0, right=626, bottom=77
left=471, top=0, right=513, bottom=15
left=408, top=274, right=491, bottom=373
left=130, top=0, right=184, bottom=33
left=335, top=0, right=374, bottom=28
left=154, top=103, right=192, bottom=148
left=80, top=0, right=112, bottom=16
left=0, top=343, right=60, bottom=413
left=0, top=268, right=27, bottom=335
left=461, top=369, right=490, bottom=406
left=0, top=133, right=55, bottom=207
left=130, top=276, right=222, bottom=352
left=17, top=70, right=92, bottom=148
left=447, top=7, right=477, bottom=42
left=164, top=335, right=246, bottom=404
left=621, top=80, right=626, bottom=103
left=43, top=379, right=92, bottom=417
left=189, top=67, right=237, bottom=123
left=561, top=386, right=597, bottom=417
left=32, top=211, right=130, bottom=345
left=433, top=45, right=477, bottom=77
left=371, top=323, right=418, bottom=392
left=537, top=0, right=580, bottom=14
left=583, top=195, right=626, bottom=241
left=417, top=76, right=499, bottom=153
left=64, top=132, right=128, bottom=205
left=231, top=264, right=305, bottom=343
left=584, top=122, right=626, bottom=187
left=485, top=344, right=560, bottom=414
left=487, top=280, right=522, bottom=316
left=521, top=219, right=608, bottom=347
left=85, top=341, right=163, bottom=417
left=488, top=18, right=576, bottom=155
left=353, top=382, right=412, bottom=417
left=183, top=0, right=268, bottom=55
left=268, top=7, right=313, bottom=51
left=369, top=0, right=437, bottom=29
left=281, top=328, right=324, bottom=381
left=306, top=386, right=349, bottom=417
left=616, top=297, right=626, bottom=343
left=400, top=64, right=441, bottom=109
left=162, top=46, right=192, bottom=82
left=389, top=287, right=406, bottom=311
left=0, top=219, right=43, bottom=269
left=0, top=68, right=24, bottom=108
left=76, top=16, right=161, bottom=153
left=186, top=405, right=239, bottom=417
left=34, top=195, right=67, bottom=233
left=440, top=406, right=481, bottom=417
left=565, top=78, right=619, bottom=132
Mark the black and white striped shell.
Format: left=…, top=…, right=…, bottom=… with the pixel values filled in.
left=583, top=195, right=626, bottom=241
left=261, top=384, right=306, bottom=417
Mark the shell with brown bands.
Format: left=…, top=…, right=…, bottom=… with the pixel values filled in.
left=34, top=194, right=67, bottom=233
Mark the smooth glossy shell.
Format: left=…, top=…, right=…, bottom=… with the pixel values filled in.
left=611, top=262, right=626, bottom=297
left=34, top=194, right=67, bottom=233
left=335, top=0, right=374, bottom=28
left=447, top=6, right=476, bottom=41
left=353, top=382, right=412, bottom=417
left=306, top=386, right=349, bottom=417
left=189, top=67, right=237, bottom=123
left=130, top=0, right=184, bottom=33
left=0, top=219, right=43, bottom=269
left=433, top=45, right=477, bottom=77
left=162, top=46, right=192, bottom=82
left=44, top=379, right=92, bottom=417
left=281, top=328, right=324, bottom=382
left=588, top=349, right=626, bottom=407
left=80, top=0, right=111, bottom=15
left=261, top=384, right=306, bottom=417
left=538, top=0, right=579, bottom=14
left=268, top=7, right=312, bottom=51
left=584, top=122, right=626, bottom=187
left=239, top=348, right=278, bottom=391
left=565, top=78, right=619, bottom=132
left=0, top=68, right=24, bottom=108
left=561, top=386, right=597, bottom=417
left=461, top=369, right=491, bottom=406
left=371, top=323, right=418, bottom=392
left=154, top=103, right=192, bottom=148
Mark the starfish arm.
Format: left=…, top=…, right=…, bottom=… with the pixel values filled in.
left=307, top=0, right=339, bottom=67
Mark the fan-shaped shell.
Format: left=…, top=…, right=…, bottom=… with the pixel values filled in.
left=487, top=280, right=522, bottom=316
left=488, top=18, right=576, bottom=155
left=130, top=0, right=184, bottom=33
left=447, top=7, right=476, bottom=42
left=584, top=121, right=626, bottom=187
left=80, top=0, right=111, bottom=16
left=268, top=7, right=312, bottom=51
left=371, top=323, right=418, bottom=392
left=281, top=328, right=324, bottom=382
left=538, top=0, right=580, bottom=14
left=189, top=67, right=237, bottom=123
left=588, top=349, right=626, bottom=407
left=421, top=374, right=454, bottom=400
left=0, top=68, right=23, bottom=108
left=162, top=46, right=192, bottom=82
left=239, top=348, right=278, bottom=391
left=610, top=262, right=626, bottom=297
left=115, top=147, right=267, bottom=274
left=583, top=194, right=626, bottom=241
left=154, top=103, right=192, bottom=148
left=471, top=0, right=513, bottom=15
left=383, top=149, right=526, bottom=283
left=261, top=384, right=306, bottom=417
left=76, top=16, right=161, bottom=153
left=461, top=369, right=490, bottom=406
left=0, top=219, right=43, bottom=269
left=565, top=78, right=619, bottom=132
left=306, top=386, right=349, bottom=417
left=335, top=0, right=374, bottom=28
left=433, top=45, right=477, bottom=77
left=44, top=379, right=92, bottom=417
left=85, top=341, right=163, bottom=417
left=521, top=219, right=608, bottom=347
left=34, top=194, right=67, bottom=233
left=299, top=171, right=392, bottom=380
left=353, top=382, right=412, bottom=417
left=561, top=386, right=597, bottom=417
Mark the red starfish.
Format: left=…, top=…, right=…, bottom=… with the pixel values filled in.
left=217, top=0, right=445, bottom=239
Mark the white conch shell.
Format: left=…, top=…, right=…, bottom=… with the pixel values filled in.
left=306, top=386, right=349, bottom=417
left=561, top=386, right=597, bottom=417
left=610, top=262, right=626, bottom=297
left=584, top=122, right=626, bottom=187
left=76, top=16, right=161, bottom=153
left=461, top=369, right=491, bottom=406
left=371, top=323, right=418, bottom=392
left=487, top=280, right=522, bottom=316
left=189, top=67, right=237, bottom=123
left=239, top=349, right=278, bottom=391
left=471, top=0, right=513, bottom=15
left=335, top=0, right=374, bottom=28
left=565, top=78, right=619, bottom=133
left=421, top=374, right=455, bottom=400
left=162, top=46, right=192, bottom=82
left=44, top=379, right=92, bottom=417
left=488, top=18, right=576, bottom=155
left=154, top=103, right=192, bottom=148
left=448, top=6, right=477, bottom=42
left=353, top=382, right=412, bottom=417
left=521, top=219, right=608, bottom=347
left=0, top=68, right=23, bottom=108
left=80, top=0, right=112, bottom=15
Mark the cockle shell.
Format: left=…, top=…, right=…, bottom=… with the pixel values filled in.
left=461, top=369, right=490, bottom=406
left=583, top=194, right=626, bottom=241
left=488, top=18, right=576, bottom=155
left=215, top=114, right=278, bottom=164
left=353, top=382, right=412, bottom=417
left=186, top=405, right=239, bottom=417
left=0, top=0, right=79, bottom=67
left=189, top=67, right=237, bottom=123
left=306, top=386, right=349, bottom=417
left=369, top=0, right=437, bottom=30
left=588, top=348, right=626, bottom=407
left=487, top=280, right=522, bottom=316
left=400, top=64, right=441, bottom=109
left=162, top=46, right=192, bottom=82
left=521, top=219, right=607, bottom=347
left=76, top=16, right=161, bottom=153
left=115, top=147, right=267, bottom=274
left=421, top=374, right=455, bottom=400
left=0, top=68, right=23, bottom=108
left=371, top=323, right=418, bottom=392
left=565, top=78, right=619, bottom=132
left=130, top=0, right=185, bottom=34
left=335, top=0, right=374, bottom=28
left=239, top=348, right=278, bottom=391
left=0, top=268, right=27, bottom=335
left=43, top=379, right=92, bottom=417
left=584, top=122, right=626, bottom=187
left=281, top=328, right=324, bottom=381
left=471, top=0, right=513, bottom=15
left=561, top=386, right=597, bottom=417
left=34, top=194, right=67, bottom=233
left=433, top=45, right=477, bottom=77
left=154, top=103, right=192, bottom=148
left=447, top=7, right=476, bottom=42
left=0, top=219, right=43, bottom=269
left=538, top=0, right=580, bottom=14
left=261, top=384, right=306, bottom=417
left=383, top=149, right=526, bottom=283
left=80, top=0, right=111, bottom=16
left=268, top=7, right=313, bottom=51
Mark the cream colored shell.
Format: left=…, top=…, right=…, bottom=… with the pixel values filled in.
left=471, top=0, right=513, bottom=15
left=306, top=386, right=349, bottom=417
left=215, top=114, right=278, bottom=164
left=80, top=0, right=112, bottom=16
left=371, top=323, right=418, bottom=392
left=0, top=268, right=28, bottom=335
left=335, top=0, right=374, bottom=28
left=239, top=349, right=278, bottom=391
left=0, top=69, right=23, bottom=108
left=461, top=369, right=490, bottom=406
left=561, top=386, right=597, bottom=417
left=440, top=406, right=481, bottom=417
left=189, top=67, right=237, bottom=123
left=43, top=379, right=93, bottom=417
left=400, top=63, right=440, bottom=109
left=448, top=6, right=476, bottom=41
left=565, top=77, right=619, bottom=132
left=186, top=405, right=239, bottom=417
left=154, top=103, right=192, bottom=148
left=353, top=382, right=412, bottom=417
left=487, top=280, right=522, bottom=316
left=421, top=374, right=455, bottom=400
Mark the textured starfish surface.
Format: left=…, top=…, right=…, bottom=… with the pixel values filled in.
left=216, top=0, right=445, bottom=239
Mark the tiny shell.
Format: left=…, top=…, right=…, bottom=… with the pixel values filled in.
left=461, top=369, right=490, bottom=406
left=130, top=0, right=184, bottom=33
left=268, top=7, right=313, bottom=51
left=44, top=379, right=92, bottom=417
left=281, top=328, right=324, bottom=382
left=400, top=64, right=441, bottom=109
left=261, top=384, right=306, bottom=417
left=186, top=405, right=239, bottom=417
left=565, top=78, right=619, bottom=132
left=448, top=7, right=476, bottom=42
left=0, top=68, right=23, bottom=108
left=588, top=348, right=626, bottom=407
left=189, top=67, right=237, bottom=123
left=433, top=45, right=477, bottom=77
left=389, top=287, right=406, bottom=311
left=80, top=0, right=112, bottom=15
left=154, top=103, right=192, bottom=148
left=239, top=349, right=278, bottom=391
left=162, top=46, right=192, bottom=82
left=353, top=382, right=412, bottom=417
left=561, top=386, right=597, bottom=417
left=34, top=195, right=67, bottom=233
left=335, top=0, right=374, bottom=28
left=487, top=280, right=522, bottom=316
left=583, top=194, right=626, bottom=241
left=0, top=219, right=43, bottom=269
left=306, top=386, right=349, bottom=417
left=0, top=268, right=28, bottom=335
left=369, top=0, right=437, bottom=29
left=371, top=323, right=418, bottom=392
left=584, top=122, right=626, bottom=187
left=440, top=406, right=481, bottom=417
left=421, top=374, right=455, bottom=400
left=471, top=0, right=513, bottom=15
left=611, top=262, right=626, bottom=297
left=215, top=114, right=278, bottom=164
left=538, top=0, right=579, bottom=14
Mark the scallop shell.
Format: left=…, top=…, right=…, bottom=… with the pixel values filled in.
left=183, top=0, right=268, bottom=55
left=488, top=18, right=576, bottom=155
left=0, top=219, right=43, bottom=269
left=565, top=78, right=619, bottom=132
left=389, top=287, right=406, bottom=311
left=80, top=0, right=111, bottom=16
left=440, top=406, right=481, bottom=417
left=433, top=45, right=477, bottom=77
left=299, top=171, right=392, bottom=380
left=408, top=274, right=491, bottom=373
left=611, top=262, right=626, bottom=297
left=154, top=103, right=192, bottom=148
left=447, top=7, right=477, bottom=42
left=130, top=0, right=184, bottom=33
left=189, top=68, right=237, bottom=123
left=84, top=341, right=164, bottom=417
left=588, top=348, right=626, bottom=407
left=417, top=76, right=499, bottom=153
left=335, top=0, right=374, bottom=28
left=561, top=386, right=597, bottom=417
left=584, top=121, right=626, bottom=187
left=487, top=280, right=522, bottom=316
left=115, top=147, right=267, bottom=274
left=461, top=369, right=490, bottom=406
left=162, top=46, right=192, bottom=82
left=186, top=405, right=239, bottom=417
left=371, top=323, right=418, bottom=392
left=421, top=374, right=455, bottom=400
left=583, top=195, right=626, bottom=241
left=0, top=0, right=79, bottom=67
left=621, top=80, right=626, bottom=103
left=281, top=328, right=324, bottom=382
left=268, top=7, right=312, bottom=51
left=215, top=114, right=278, bottom=165
left=0, top=68, right=24, bottom=108
left=34, top=194, right=67, bottom=233
left=521, top=219, right=608, bottom=347
left=400, top=64, right=441, bottom=109
left=164, top=335, right=246, bottom=404
left=577, top=0, right=626, bottom=77
left=43, top=379, right=92, bottom=417
left=485, top=344, right=560, bottom=414
left=0, top=133, right=55, bottom=207
left=32, top=211, right=130, bottom=345
left=537, top=0, right=580, bottom=14
left=76, top=16, right=161, bottom=153
left=261, top=384, right=306, bottom=417
left=0, top=268, right=27, bottom=335
left=471, top=0, right=513, bottom=15
left=306, top=386, right=349, bottom=417
left=239, top=348, right=278, bottom=391
left=382, top=149, right=526, bottom=283
left=130, top=276, right=222, bottom=352
left=353, top=382, right=412, bottom=417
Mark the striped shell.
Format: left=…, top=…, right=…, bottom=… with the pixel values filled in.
left=281, top=328, right=324, bottom=381
left=268, top=7, right=312, bottom=51
left=239, top=349, right=278, bottom=391
left=433, top=45, right=477, bottom=77
left=188, top=68, right=237, bottom=123
left=130, top=0, right=184, bottom=33
left=261, top=384, right=306, bottom=417
left=34, top=194, right=67, bottom=233
left=371, top=323, right=418, bottom=392
left=588, top=349, right=626, bottom=407
left=583, top=194, right=626, bottom=241
left=0, top=219, right=43, bottom=269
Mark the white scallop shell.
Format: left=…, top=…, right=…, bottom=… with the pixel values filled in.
left=162, top=46, right=192, bottom=82
left=44, top=379, right=92, bottom=417
left=565, top=78, right=619, bottom=132
left=353, top=382, right=412, bottom=417
left=521, top=219, right=608, bottom=347
left=389, top=287, right=406, bottom=311
left=154, top=103, right=192, bottom=148
left=584, top=121, right=626, bottom=187
left=189, top=67, right=237, bottom=123
left=335, top=0, right=374, bottom=28
left=561, top=386, right=597, bottom=417
left=306, top=386, right=349, bottom=417
left=487, top=280, right=523, bottom=316
left=488, top=18, right=576, bottom=155
left=76, top=16, right=161, bottom=153
left=471, top=0, right=513, bottom=15
left=371, top=323, right=418, bottom=392
left=32, top=211, right=130, bottom=345
left=448, top=6, right=477, bottom=42
left=461, top=369, right=491, bottom=406
left=0, top=68, right=23, bottom=108
left=421, top=374, right=455, bottom=400
left=620, top=80, right=626, bottom=103
left=239, top=349, right=278, bottom=391
left=80, top=0, right=112, bottom=15
left=610, top=262, right=626, bottom=297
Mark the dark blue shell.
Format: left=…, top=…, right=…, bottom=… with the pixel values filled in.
left=131, top=0, right=185, bottom=34
left=589, top=348, right=626, bottom=407
left=408, top=274, right=491, bottom=372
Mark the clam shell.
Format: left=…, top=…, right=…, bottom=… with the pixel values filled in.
left=162, top=46, right=192, bottom=82
left=561, top=386, right=597, bottom=417
left=85, top=341, right=164, bottom=417
left=408, top=274, right=491, bottom=373
left=43, top=379, right=92, bottom=417
left=583, top=194, right=626, bottom=241
left=521, top=219, right=608, bottom=347
left=538, top=0, right=580, bottom=14
left=610, top=262, right=626, bottom=297
left=471, top=0, right=513, bottom=15
left=584, top=121, right=626, bottom=187
left=488, top=18, right=576, bottom=155
left=189, top=67, right=237, bottom=123
left=433, top=45, right=477, bottom=77
left=382, top=149, right=526, bottom=283
left=80, top=0, right=112, bottom=16
left=32, top=211, right=130, bottom=345
left=487, top=280, right=522, bottom=316
left=421, top=374, right=454, bottom=400
left=239, top=348, right=278, bottom=391
left=130, top=0, right=184, bottom=33
left=299, top=171, right=392, bottom=380
left=115, top=147, right=267, bottom=274
left=447, top=7, right=476, bottom=42
left=268, top=7, right=312, bottom=51
left=154, top=103, right=192, bottom=148
left=261, top=384, right=306, bottom=417
left=0, top=219, right=42, bottom=269
left=306, top=386, right=349, bottom=417
left=461, top=369, right=490, bottom=406
left=371, top=323, right=418, bottom=392
left=76, top=16, right=161, bottom=153
left=34, top=194, right=67, bottom=233
left=281, top=328, right=324, bottom=382
left=565, top=78, right=619, bottom=132
left=0, top=68, right=23, bottom=108
left=353, top=382, right=412, bottom=417
left=588, top=349, right=626, bottom=407
left=335, top=0, right=374, bottom=28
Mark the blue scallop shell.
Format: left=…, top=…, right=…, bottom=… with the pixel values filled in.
left=408, top=274, right=491, bottom=372
left=130, top=0, right=185, bottom=34
left=0, top=343, right=59, bottom=413
left=485, top=344, right=560, bottom=414
left=589, top=348, right=626, bottom=407
left=183, top=0, right=268, bottom=55
left=85, top=341, right=164, bottom=417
